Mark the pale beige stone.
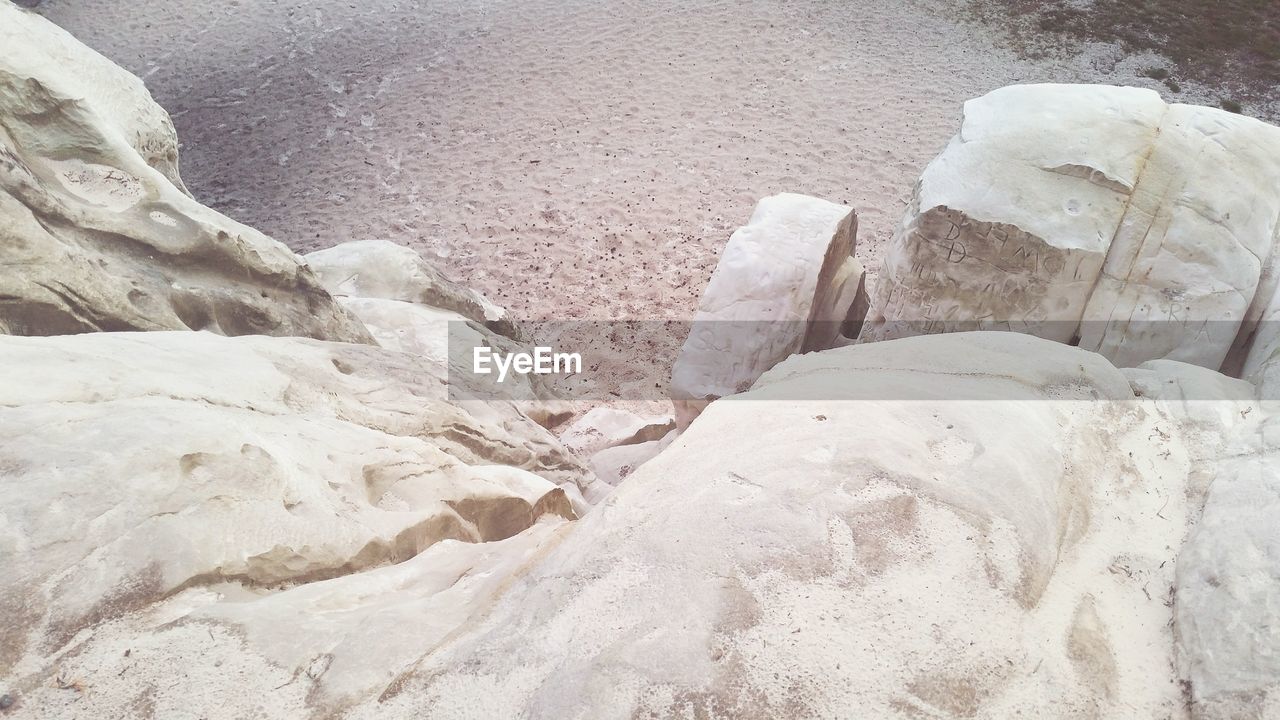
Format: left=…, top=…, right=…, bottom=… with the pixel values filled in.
left=305, top=240, right=521, bottom=341
left=356, top=332, right=1192, bottom=719
left=1175, top=414, right=1280, bottom=720
left=588, top=429, right=678, bottom=486
left=860, top=84, right=1280, bottom=373
left=558, top=406, right=676, bottom=458
left=0, top=330, right=585, bottom=690
left=0, top=4, right=371, bottom=342
left=671, top=192, right=862, bottom=427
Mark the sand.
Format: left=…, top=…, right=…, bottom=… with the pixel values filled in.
left=34, top=0, right=1244, bottom=322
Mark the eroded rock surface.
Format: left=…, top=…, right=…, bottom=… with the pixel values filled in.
left=359, top=332, right=1194, bottom=719
left=587, top=429, right=678, bottom=486
left=1175, top=414, right=1280, bottom=720
left=0, top=5, right=370, bottom=342
left=558, top=406, right=676, bottom=458
left=860, top=84, right=1280, bottom=373
left=671, top=192, right=866, bottom=427
left=0, top=330, right=585, bottom=706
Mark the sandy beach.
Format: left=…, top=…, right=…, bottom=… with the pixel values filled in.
left=34, top=0, right=1253, bottom=322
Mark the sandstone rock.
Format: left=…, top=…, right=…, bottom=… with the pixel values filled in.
left=336, top=296, right=468, bottom=360
left=330, top=294, right=606, bottom=508
left=1123, top=359, right=1259, bottom=510
left=558, top=406, right=676, bottom=458
left=0, top=4, right=186, bottom=191
left=1106, top=359, right=1279, bottom=719
left=357, top=332, right=1192, bottom=718
left=6, top=518, right=571, bottom=719
left=0, top=330, right=588, bottom=695
left=671, top=193, right=865, bottom=427
left=305, top=240, right=521, bottom=341
left=587, top=429, right=678, bottom=486
left=333, top=295, right=539, bottom=398
left=860, top=84, right=1280, bottom=373
left=523, top=401, right=578, bottom=430
left=0, top=5, right=371, bottom=342
left=1175, top=413, right=1280, bottom=719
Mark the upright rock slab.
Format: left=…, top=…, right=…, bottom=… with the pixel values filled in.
left=0, top=5, right=370, bottom=342
left=671, top=192, right=865, bottom=427
left=860, top=84, right=1280, bottom=373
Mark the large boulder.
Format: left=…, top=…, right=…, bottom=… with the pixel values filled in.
left=356, top=332, right=1194, bottom=718
left=671, top=193, right=866, bottom=427
left=0, top=330, right=588, bottom=707
left=0, top=5, right=371, bottom=342
left=859, top=84, right=1280, bottom=373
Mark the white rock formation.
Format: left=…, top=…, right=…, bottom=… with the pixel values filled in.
left=1159, top=373, right=1277, bottom=720
left=860, top=84, right=1280, bottom=373
left=6, top=517, right=572, bottom=719
left=587, top=429, right=678, bottom=486
left=8, top=325, right=1280, bottom=718
left=305, top=240, right=520, bottom=341
left=0, top=329, right=589, bottom=704
left=557, top=406, right=676, bottom=458
left=3, top=33, right=1277, bottom=718
left=332, top=295, right=547, bottom=403
left=1123, top=359, right=1260, bottom=510
left=356, top=332, right=1194, bottom=719
left=0, top=3, right=186, bottom=191
left=671, top=192, right=866, bottom=427
left=0, top=4, right=370, bottom=342
left=1174, top=416, right=1280, bottom=720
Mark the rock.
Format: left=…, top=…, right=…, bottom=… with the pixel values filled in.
left=1175, top=413, right=1280, bottom=719
left=557, top=406, right=676, bottom=458
left=360, top=332, right=1192, bottom=718
left=305, top=240, right=522, bottom=341
left=522, top=401, right=578, bottom=431
left=671, top=193, right=865, bottom=427
left=860, top=84, right=1280, bottom=373
left=0, top=5, right=371, bottom=342
left=587, top=429, right=678, bottom=486
left=837, top=266, right=873, bottom=342
left=0, top=4, right=185, bottom=191
left=9, top=519, right=571, bottom=719
left=330, top=284, right=619, bottom=504
left=0, top=330, right=590, bottom=692
left=337, top=296, right=469, bottom=361
left=331, top=294, right=607, bottom=507
left=1123, top=359, right=1259, bottom=509
left=333, top=295, right=540, bottom=397
left=1112, top=360, right=1278, bottom=719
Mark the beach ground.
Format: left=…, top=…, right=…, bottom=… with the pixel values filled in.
left=34, top=0, right=1280, bottom=321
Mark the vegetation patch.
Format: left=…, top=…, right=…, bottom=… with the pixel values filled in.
left=966, top=0, right=1280, bottom=112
